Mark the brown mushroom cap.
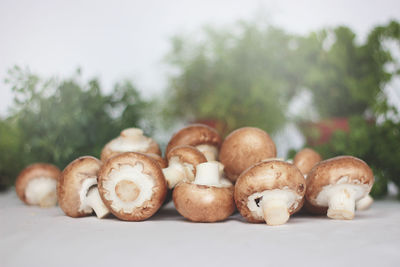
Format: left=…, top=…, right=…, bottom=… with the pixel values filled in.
left=306, top=156, right=374, bottom=207
left=57, top=156, right=102, bottom=217
left=220, top=127, right=277, bottom=182
left=167, top=145, right=207, bottom=167
left=146, top=153, right=168, bottom=169
left=234, top=160, right=306, bottom=223
left=101, top=129, right=161, bottom=162
left=294, top=148, right=322, bottom=175
left=15, top=163, right=61, bottom=205
left=98, top=152, right=167, bottom=221
left=165, top=124, right=222, bottom=156
left=173, top=182, right=235, bottom=222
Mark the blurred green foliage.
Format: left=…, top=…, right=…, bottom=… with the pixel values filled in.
left=0, top=67, right=150, bottom=190
left=163, top=22, right=307, bottom=134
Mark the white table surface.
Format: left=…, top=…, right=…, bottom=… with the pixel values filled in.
left=1, top=190, right=399, bottom=267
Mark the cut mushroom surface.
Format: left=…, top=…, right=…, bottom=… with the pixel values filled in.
left=15, top=163, right=61, bottom=207
left=166, top=124, right=222, bottom=161
left=173, top=162, right=235, bottom=222
left=58, top=156, right=109, bottom=218
left=101, top=128, right=161, bottom=162
left=306, top=156, right=374, bottom=220
left=220, top=127, right=277, bottom=183
left=98, top=152, right=167, bottom=221
left=234, top=160, right=306, bottom=226
left=162, top=145, right=207, bottom=189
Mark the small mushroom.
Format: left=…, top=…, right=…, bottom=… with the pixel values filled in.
left=15, top=163, right=61, bottom=207
left=173, top=161, right=235, bottom=222
left=234, top=160, right=306, bottom=226
left=101, top=128, right=161, bottom=162
left=98, top=152, right=167, bottom=221
left=58, top=156, right=110, bottom=218
left=220, top=127, right=277, bottom=183
left=306, top=156, right=374, bottom=220
left=166, top=124, right=222, bottom=161
left=293, top=148, right=322, bottom=177
left=162, top=145, right=207, bottom=189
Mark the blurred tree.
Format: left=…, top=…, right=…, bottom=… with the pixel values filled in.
left=163, top=21, right=309, bottom=135
left=0, top=66, right=149, bottom=190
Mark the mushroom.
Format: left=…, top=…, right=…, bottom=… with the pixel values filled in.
left=98, top=152, right=167, bottom=221
left=220, top=127, right=277, bottom=183
left=356, top=194, right=374, bottom=210
left=173, top=161, right=235, bottom=222
left=306, top=156, right=374, bottom=220
left=146, top=153, right=168, bottom=169
left=15, top=163, right=61, bottom=207
left=293, top=148, right=322, bottom=177
left=166, top=124, right=222, bottom=161
left=58, top=156, right=110, bottom=218
left=234, top=160, right=306, bottom=226
left=162, top=145, right=207, bottom=189
left=101, top=128, right=161, bottom=162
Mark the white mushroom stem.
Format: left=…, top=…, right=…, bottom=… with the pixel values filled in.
left=356, top=194, right=374, bottom=211
left=79, top=178, right=110, bottom=218
left=261, top=198, right=290, bottom=226
left=194, top=162, right=221, bottom=186
left=196, top=144, right=218, bottom=161
left=85, top=187, right=110, bottom=218
left=326, top=189, right=356, bottom=220
left=162, top=162, right=187, bottom=189
left=25, top=177, right=58, bottom=207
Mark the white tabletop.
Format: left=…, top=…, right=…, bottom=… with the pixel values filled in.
left=1, top=190, right=399, bottom=267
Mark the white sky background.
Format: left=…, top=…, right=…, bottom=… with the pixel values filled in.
left=1, top=0, right=400, bottom=117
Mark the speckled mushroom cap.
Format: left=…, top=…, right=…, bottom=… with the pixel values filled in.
left=220, top=127, right=277, bottom=183
left=98, top=152, right=167, bottom=221
left=57, top=156, right=102, bottom=217
left=173, top=182, right=235, bottom=222
left=234, top=160, right=306, bottom=223
left=15, top=163, right=61, bottom=205
left=101, top=128, right=161, bottom=162
left=165, top=124, right=222, bottom=156
left=167, top=145, right=207, bottom=168
left=294, top=148, right=322, bottom=175
left=146, top=153, right=168, bottom=169
left=306, top=156, right=374, bottom=208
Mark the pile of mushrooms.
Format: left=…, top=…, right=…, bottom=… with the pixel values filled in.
left=15, top=123, right=376, bottom=225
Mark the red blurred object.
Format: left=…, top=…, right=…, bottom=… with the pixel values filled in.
left=301, top=117, right=349, bottom=146
left=192, top=118, right=228, bottom=136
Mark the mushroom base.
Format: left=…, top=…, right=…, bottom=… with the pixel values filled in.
left=25, top=177, right=58, bottom=207
left=247, top=189, right=302, bottom=225
left=79, top=178, right=110, bottom=218
left=315, top=183, right=370, bottom=220
left=356, top=194, right=374, bottom=211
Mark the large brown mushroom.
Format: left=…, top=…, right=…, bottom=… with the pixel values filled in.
left=173, top=161, right=235, bottom=222
left=15, top=163, right=61, bottom=207
left=162, top=145, right=207, bottom=189
left=306, top=156, right=374, bottom=220
left=58, top=156, right=109, bottom=218
left=98, top=152, right=167, bottom=221
left=166, top=124, right=222, bottom=161
left=293, top=148, right=322, bottom=177
left=235, top=160, right=306, bottom=226
left=101, top=128, right=161, bottom=162
left=220, top=127, right=277, bottom=183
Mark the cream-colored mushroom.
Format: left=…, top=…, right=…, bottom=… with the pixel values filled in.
left=162, top=145, right=207, bottom=189
left=173, top=162, right=235, bottom=222
left=306, top=156, right=374, bottom=220
left=234, top=160, right=306, bottom=226
left=101, top=128, right=161, bottom=162
left=98, top=152, right=167, bottom=221
left=58, top=156, right=109, bottom=218
left=220, top=127, right=277, bottom=183
left=166, top=124, right=222, bottom=161
left=15, top=163, right=61, bottom=207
